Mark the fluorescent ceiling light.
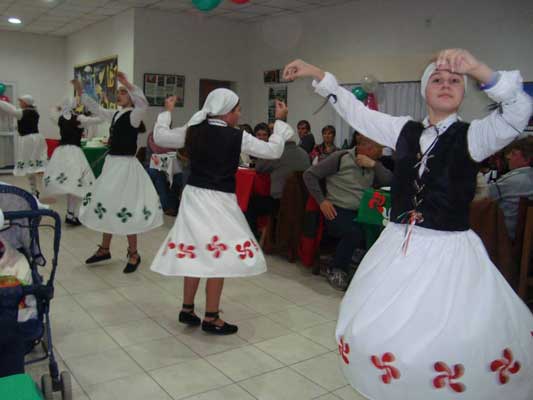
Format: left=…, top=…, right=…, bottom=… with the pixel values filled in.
left=8, top=17, right=22, bottom=24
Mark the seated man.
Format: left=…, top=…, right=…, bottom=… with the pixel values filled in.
left=487, top=138, right=533, bottom=240
left=245, top=128, right=310, bottom=237
left=145, top=132, right=183, bottom=217
left=303, top=134, right=392, bottom=291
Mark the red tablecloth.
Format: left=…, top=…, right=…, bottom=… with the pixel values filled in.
left=45, top=138, right=60, bottom=159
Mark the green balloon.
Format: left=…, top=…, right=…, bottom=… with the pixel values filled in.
left=0, top=83, right=5, bottom=96
left=192, top=0, right=222, bottom=11
left=352, top=86, right=367, bottom=101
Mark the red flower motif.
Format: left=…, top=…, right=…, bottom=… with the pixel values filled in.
left=162, top=240, right=176, bottom=256
left=206, top=235, right=228, bottom=258
left=368, top=192, right=386, bottom=213
left=338, top=337, right=350, bottom=365
left=490, top=348, right=521, bottom=384
left=370, top=353, right=401, bottom=384
left=433, top=362, right=466, bottom=393
left=176, top=243, right=196, bottom=259
left=235, top=240, right=254, bottom=260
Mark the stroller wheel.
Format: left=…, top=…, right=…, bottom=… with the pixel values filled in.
left=60, top=371, right=72, bottom=400
left=41, top=374, right=53, bottom=400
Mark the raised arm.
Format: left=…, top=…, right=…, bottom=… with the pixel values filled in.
left=430, top=49, right=532, bottom=161
left=117, top=72, right=148, bottom=129
left=0, top=100, right=22, bottom=120
left=467, top=71, right=533, bottom=161
left=153, top=96, right=185, bottom=149
left=283, top=60, right=411, bottom=149
left=77, top=114, right=104, bottom=128
left=241, top=100, right=292, bottom=159
left=73, top=79, right=116, bottom=122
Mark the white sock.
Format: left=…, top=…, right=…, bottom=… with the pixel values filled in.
left=28, top=174, right=38, bottom=195
left=66, top=195, right=80, bottom=217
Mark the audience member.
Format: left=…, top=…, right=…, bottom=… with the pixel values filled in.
left=310, top=125, right=339, bottom=164
left=487, top=138, right=533, bottom=240
left=303, top=134, right=392, bottom=290
left=297, top=119, right=315, bottom=154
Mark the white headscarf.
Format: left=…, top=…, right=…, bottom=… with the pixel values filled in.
left=187, top=88, right=239, bottom=127
left=420, top=62, right=468, bottom=99
left=19, top=94, right=34, bottom=107
left=60, top=98, right=77, bottom=120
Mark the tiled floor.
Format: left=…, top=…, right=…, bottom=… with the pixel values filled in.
left=2, top=175, right=367, bottom=400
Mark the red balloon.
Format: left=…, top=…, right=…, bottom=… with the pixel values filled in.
left=231, top=0, right=250, bottom=3
left=364, top=93, right=378, bottom=110
left=0, top=95, right=10, bottom=102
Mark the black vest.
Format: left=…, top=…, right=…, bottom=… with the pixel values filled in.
left=108, top=111, right=139, bottom=156
left=58, top=115, right=84, bottom=146
left=390, top=121, right=479, bottom=231
left=17, top=108, right=39, bottom=136
left=187, top=123, right=243, bottom=193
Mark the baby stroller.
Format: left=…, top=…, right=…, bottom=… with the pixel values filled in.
left=0, top=184, right=71, bottom=400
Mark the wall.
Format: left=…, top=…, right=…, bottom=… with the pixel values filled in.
left=246, top=0, right=533, bottom=141
left=133, top=8, right=250, bottom=135
left=65, top=9, right=135, bottom=137
left=0, top=32, right=66, bottom=138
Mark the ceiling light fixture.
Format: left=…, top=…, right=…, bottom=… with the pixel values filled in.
left=8, top=17, right=22, bottom=24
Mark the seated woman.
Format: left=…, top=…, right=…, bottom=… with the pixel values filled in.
left=310, top=124, right=339, bottom=164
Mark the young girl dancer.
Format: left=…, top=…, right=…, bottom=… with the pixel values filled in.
left=43, top=91, right=102, bottom=225
left=0, top=95, right=47, bottom=196
left=284, top=49, right=533, bottom=399
left=150, top=92, right=294, bottom=334
left=75, top=73, right=163, bottom=273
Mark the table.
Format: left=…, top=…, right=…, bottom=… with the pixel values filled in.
left=149, top=152, right=180, bottom=182
left=355, top=188, right=391, bottom=248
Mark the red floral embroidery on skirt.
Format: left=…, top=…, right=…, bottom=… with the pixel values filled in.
left=370, top=353, right=401, bottom=384
left=490, top=348, right=521, bottom=384
left=206, top=235, right=228, bottom=258
left=433, top=362, right=466, bottom=393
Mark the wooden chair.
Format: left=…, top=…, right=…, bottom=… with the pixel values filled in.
left=517, top=200, right=533, bottom=301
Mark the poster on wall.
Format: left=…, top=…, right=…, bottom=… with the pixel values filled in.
left=144, top=73, right=185, bottom=107
left=74, top=56, right=118, bottom=109
left=523, top=82, right=533, bottom=131
left=267, top=85, right=288, bottom=123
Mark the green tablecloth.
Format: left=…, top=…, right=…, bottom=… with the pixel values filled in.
left=356, top=188, right=391, bottom=248
left=0, top=374, right=43, bottom=400
left=82, top=145, right=108, bottom=178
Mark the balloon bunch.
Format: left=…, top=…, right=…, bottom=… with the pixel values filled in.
left=192, top=0, right=250, bottom=12
left=351, top=74, right=379, bottom=110
left=0, top=83, right=9, bottom=102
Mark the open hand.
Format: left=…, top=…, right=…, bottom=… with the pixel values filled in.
left=283, top=59, right=325, bottom=82
left=71, top=79, right=83, bottom=95
left=320, top=200, right=337, bottom=220
left=435, top=49, right=481, bottom=75
left=275, top=100, right=288, bottom=121
left=356, top=154, right=376, bottom=169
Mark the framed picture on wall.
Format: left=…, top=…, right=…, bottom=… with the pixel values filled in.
left=523, top=82, right=533, bottom=131
left=143, top=73, right=185, bottom=107
left=74, top=56, right=118, bottom=109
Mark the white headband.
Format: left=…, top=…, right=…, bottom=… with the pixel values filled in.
left=60, top=97, right=77, bottom=120
left=420, top=62, right=468, bottom=99
left=19, top=94, right=34, bottom=107
left=187, top=88, right=239, bottom=127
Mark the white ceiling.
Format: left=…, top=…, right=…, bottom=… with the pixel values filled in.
left=0, top=0, right=357, bottom=36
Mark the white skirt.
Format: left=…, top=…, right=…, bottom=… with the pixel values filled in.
left=336, top=222, right=533, bottom=400
left=150, top=185, right=267, bottom=278
left=13, top=133, right=48, bottom=176
left=79, top=155, right=163, bottom=235
left=43, top=145, right=95, bottom=198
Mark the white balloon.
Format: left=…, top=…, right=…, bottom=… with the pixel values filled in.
left=361, top=74, right=379, bottom=93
